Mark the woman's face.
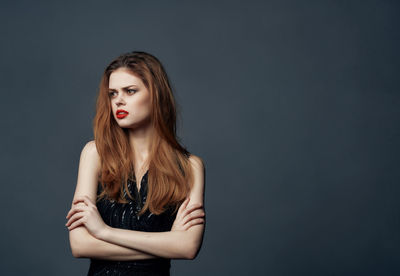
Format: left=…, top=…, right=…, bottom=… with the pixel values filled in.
left=108, top=67, right=152, bottom=129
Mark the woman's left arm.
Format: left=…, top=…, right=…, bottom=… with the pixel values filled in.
left=100, top=155, right=205, bottom=260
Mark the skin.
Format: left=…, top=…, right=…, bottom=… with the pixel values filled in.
left=66, top=67, right=206, bottom=260
left=110, top=67, right=154, bottom=171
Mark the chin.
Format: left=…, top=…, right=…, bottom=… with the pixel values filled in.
left=117, top=120, right=139, bottom=129
left=117, top=122, right=133, bottom=128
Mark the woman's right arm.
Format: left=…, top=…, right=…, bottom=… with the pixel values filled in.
left=68, top=140, right=157, bottom=260
left=70, top=226, right=157, bottom=260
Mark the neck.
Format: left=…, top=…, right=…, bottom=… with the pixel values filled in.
left=127, top=121, right=154, bottom=169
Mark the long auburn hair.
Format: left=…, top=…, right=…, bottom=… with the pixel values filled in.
left=93, top=51, right=194, bottom=216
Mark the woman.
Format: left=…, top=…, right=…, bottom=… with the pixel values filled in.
left=65, top=51, right=206, bottom=275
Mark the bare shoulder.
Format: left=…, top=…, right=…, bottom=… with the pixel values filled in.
left=80, top=140, right=101, bottom=170
left=82, top=140, right=99, bottom=157
left=187, top=153, right=205, bottom=204
left=84, top=139, right=96, bottom=150
left=188, top=154, right=205, bottom=173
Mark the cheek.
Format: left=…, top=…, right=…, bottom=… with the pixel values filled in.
left=111, top=102, right=118, bottom=116
left=134, top=95, right=151, bottom=114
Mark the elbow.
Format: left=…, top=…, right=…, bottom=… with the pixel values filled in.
left=183, top=240, right=201, bottom=260
left=69, top=237, right=83, bottom=258
left=68, top=228, right=86, bottom=258
left=71, top=245, right=82, bottom=258
left=69, top=239, right=81, bottom=258
left=185, top=251, right=197, bottom=260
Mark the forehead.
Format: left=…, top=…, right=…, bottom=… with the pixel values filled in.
left=109, top=68, right=143, bottom=89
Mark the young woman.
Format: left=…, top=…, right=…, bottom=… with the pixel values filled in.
left=65, top=51, right=206, bottom=276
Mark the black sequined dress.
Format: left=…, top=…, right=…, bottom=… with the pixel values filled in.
left=87, top=170, right=177, bottom=276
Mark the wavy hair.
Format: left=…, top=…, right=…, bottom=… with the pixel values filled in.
left=93, top=51, right=194, bottom=216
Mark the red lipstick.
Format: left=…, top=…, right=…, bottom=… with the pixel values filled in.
left=116, top=109, right=129, bottom=119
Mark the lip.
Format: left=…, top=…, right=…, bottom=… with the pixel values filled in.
left=116, top=109, right=129, bottom=119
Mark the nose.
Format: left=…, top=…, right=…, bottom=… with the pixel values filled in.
left=115, top=91, right=126, bottom=106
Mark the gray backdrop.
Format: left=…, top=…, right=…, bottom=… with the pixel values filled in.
left=1, top=0, right=399, bottom=275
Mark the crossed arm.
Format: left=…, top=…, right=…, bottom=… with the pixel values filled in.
left=67, top=141, right=205, bottom=261
left=69, top=196, right=205, bottom=260
left=96, top=209, right=204, bottom=259
left=69, top=226, right=157, bottom=260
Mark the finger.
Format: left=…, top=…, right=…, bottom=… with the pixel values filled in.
left=177, top=198, right=190, bottom=216
left=73, top=195, right=93, bottom=206
left=181, top=203, right=203, bottom=218
left=188, top=208, right=205, bottom=218
left=73, top=198, right=92, bottom=210
left=66, top=211, right=85, bottom=228
left=70, top=202, right=86, bottom=211
left=72, top=195, right=86, bottom=204
left=66, top=204, right=87, bottom=219
left=187, top=202, right=203, bottom=211
left=184, top=208, right=205, bottom=218
left=182, top=210, right=205, bottom=225
left=66, top=203, right=87, bottom=219
left=183, top=208, right=205, bottom=221
left=176, top=198, right=189, bottom=219
left=72, top=197, right=89, bottom=206
left=68, top=217, right=86, bottom=231
left=66, top=205, right=86, bottom=222
left=181, top=206, right=203, bottom=221
left=183, top=218, right=205, bottom=230
left=66, top=211, right=85, bottom=227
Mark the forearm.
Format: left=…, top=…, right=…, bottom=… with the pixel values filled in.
left=98, top=224, right=204, bottom=260
left=70, top=226, right=157, bottom=260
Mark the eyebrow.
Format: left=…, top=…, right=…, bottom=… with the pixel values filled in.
left=108, top=85, right=139, bottom=91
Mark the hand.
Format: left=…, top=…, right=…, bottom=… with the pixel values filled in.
left=171, top=198, right=205, bottom=231
left=65, top=195, right=108, bottom=239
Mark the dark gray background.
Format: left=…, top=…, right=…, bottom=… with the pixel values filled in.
left=0, top=0, right=399, bottom=275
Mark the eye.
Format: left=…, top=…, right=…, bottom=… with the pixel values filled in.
left=108, top=91, right=117, bottom=97
left=127, top=89, right=137, bottom=94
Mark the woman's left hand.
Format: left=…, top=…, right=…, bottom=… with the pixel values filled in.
left=171, top=197, right=205, bottom=231
left=65, top=195, right=108, bottom=239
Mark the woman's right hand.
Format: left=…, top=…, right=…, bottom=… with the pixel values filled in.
left=171, top=198, right=205, bottom=231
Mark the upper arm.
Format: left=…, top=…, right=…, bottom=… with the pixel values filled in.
left=187, top=154, right=205, bottom=207
left=71, top=140, right=101, bottom=205
left=68, top=140, right=101, bottom=257
left=184, top=154, right=206, bottom=259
